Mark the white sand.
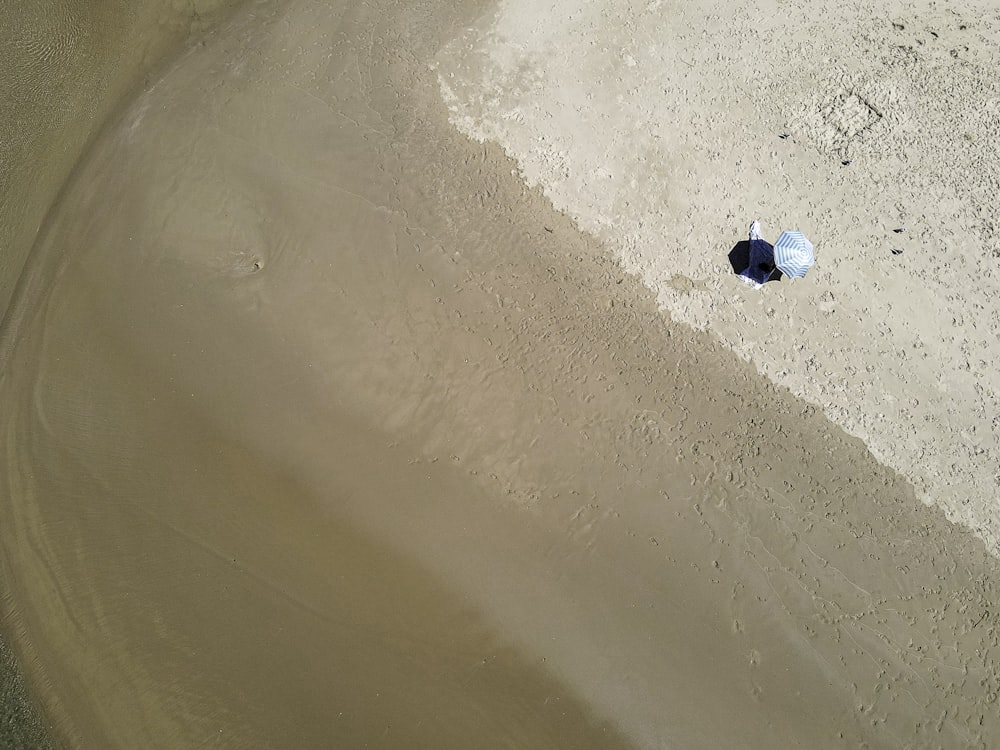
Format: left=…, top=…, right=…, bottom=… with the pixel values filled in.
left=435, top=0, right=1000, bottom=552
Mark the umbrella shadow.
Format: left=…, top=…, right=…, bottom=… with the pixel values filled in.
left=728, top=240, right=782, bottom=285
left=728, top=241, right=751, bottom=274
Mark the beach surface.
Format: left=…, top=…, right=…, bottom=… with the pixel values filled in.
left=436, top=0, right=1000, bottom=553
left=2, top=0, right=1000, bottom=748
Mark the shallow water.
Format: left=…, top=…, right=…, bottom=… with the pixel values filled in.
left=0, top=0, right=240, bottom=319
left=3, top=0, right=1000, bottom=748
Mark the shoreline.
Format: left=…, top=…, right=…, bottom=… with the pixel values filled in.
left=2, top=0, right=1000, bottom=747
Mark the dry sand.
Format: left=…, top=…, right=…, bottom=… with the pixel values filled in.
left=436, top=0, right=1000, bottom=552
left=1, top=0, right=1000, bottom=748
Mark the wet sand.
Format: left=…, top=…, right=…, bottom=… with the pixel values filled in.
left=2, top=0, right=1000, bottom=748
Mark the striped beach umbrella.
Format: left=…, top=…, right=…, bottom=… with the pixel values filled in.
left=773, top=231, right=815, bottom=278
